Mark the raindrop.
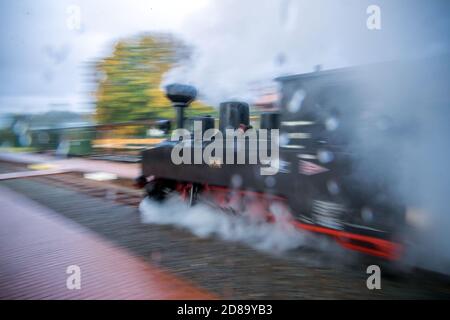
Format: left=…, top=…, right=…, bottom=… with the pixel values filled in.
left=231, top=174, right=243, bottom=189
left=317, top=149, right=334, bottom=163
left=325, top=117, right=339, bottom=131
left=269, top=202, right=286, bottom=218
left=361, top=207, right=374, bottom=223
left=12, top=121, right=27, bottom=135
left=264, top=176, right=276, bottom=188
left=287, top=89, right=306, bottom=113
left=279, top=133, right=290, bottom=146
left=19, top=134, right=32, bottom=147
left=326, top=180, right=340, bottom=195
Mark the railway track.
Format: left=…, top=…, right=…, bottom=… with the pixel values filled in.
left=34, top=173, right=144, bottom=208
left=1, top=160, right=450, bottom=299
left=0, top=160, right=143, bottom=208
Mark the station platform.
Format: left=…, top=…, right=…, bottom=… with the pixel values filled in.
left=0, top=185, right=215, bottom=300
left=0, top=152, right=140, bottom=180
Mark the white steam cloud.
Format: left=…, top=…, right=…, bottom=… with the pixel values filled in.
left=140, top=197, right=306, bottom=253
left=164, top=0, right=450, bottom=104
left=342, top=58, right=450, bottom=274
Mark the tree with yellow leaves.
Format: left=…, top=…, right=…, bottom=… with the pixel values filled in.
left=94, top=33, right=214, bottom=126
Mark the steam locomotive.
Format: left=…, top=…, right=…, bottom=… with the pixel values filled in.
left=137, top=55, right=450, bottom=261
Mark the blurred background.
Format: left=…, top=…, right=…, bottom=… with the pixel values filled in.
left=0, top=0, right=216, bottom=157
left=0, top=0, right=450, bottom=300
left=1, top=0, right=449, bottom=155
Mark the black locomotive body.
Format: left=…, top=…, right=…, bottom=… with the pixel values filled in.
left=139, top=55, right=450, bottom=260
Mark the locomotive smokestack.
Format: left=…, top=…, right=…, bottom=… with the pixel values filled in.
left=165, top=83, right=197, bottom=129
left=219, top=101, right=250, bottom=133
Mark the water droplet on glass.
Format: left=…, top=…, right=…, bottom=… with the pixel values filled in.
left=231, top=174, right=243, bottom=189
left=317, top=149, right=334, bottom=163
left=325, top=117, right=339, bottom=131
left=326, top=180, right=340, bottom=195
left=264, top=176, right=276, bottom=188
left=287, top=89, right=306, bottom=113
left=361, top=207, right=374, bottom=223
left=279, top=133, right=290, bottom=146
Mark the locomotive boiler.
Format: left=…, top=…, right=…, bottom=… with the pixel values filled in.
left=137, top=54, right=450, bottom=261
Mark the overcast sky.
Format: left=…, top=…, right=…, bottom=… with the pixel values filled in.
left=1, top=0, right=449, bottom=114
left=0, top=0, right=208, bottom=114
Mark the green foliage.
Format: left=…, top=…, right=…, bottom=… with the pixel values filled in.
left=94, top=33, right=214, bottom=124
left=0, top=129, right=18, bottom=147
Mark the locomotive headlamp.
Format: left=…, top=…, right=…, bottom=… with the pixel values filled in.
left=165, top=83, right=197, bottom=129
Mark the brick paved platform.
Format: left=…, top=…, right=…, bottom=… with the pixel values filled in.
left=0, top=186, right=215, bottom=300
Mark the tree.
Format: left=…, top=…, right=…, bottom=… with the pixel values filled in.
left=94, top=33, right=214, bottom=125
